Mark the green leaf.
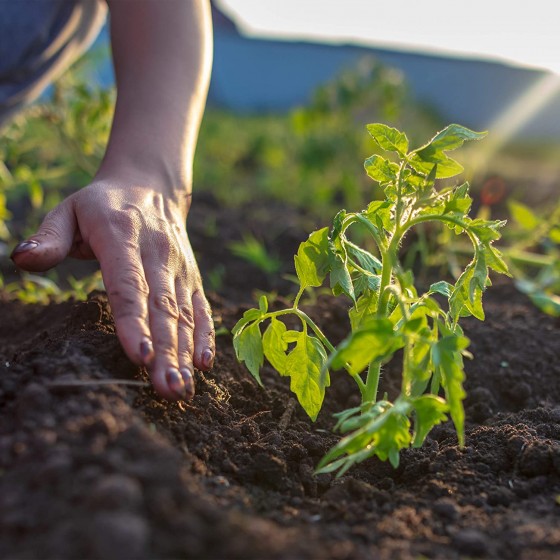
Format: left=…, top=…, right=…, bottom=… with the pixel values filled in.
left=508, top=200, right=540, bottom=231
left=364, top=154, right=399, bottom=183
left=411, top=395, right=449, bottom=447
left=285, top=332, right=330, bottom=421
left=258, top=295, right=268, bottom=314
left=409, top=152, right=464, bottom=179
left=416, top=124, right=487, bottom=154
left=444, top=182, right=472, bottom=215
left=349, top=289, right=379, bottom=331
left=263, top=318, right=288, bottom=374
left=432, top=334, right=468, bottom=445
left=330, top=255, right=355, bottom=302
left=428, top=281, right=453, bottom=299
left=469, top=218, right=506, bottom=243
left=331, top=209, right=347, bottom=241
left=330, top=318, right=397, bottom=375
left=483, top=244, right=511, bottom=276
left=450, top=265, right=485, bottom=321
left=366, top=123, right=409, bottom=156
left=410, top=124, right=487, bottom=179
left=231, top=307, right=264, bottom=336
left=233, top=322, right=264, bottom=386
left=294, top=227, right=331, bottom=289
left=317, top=401, right=412, bottom=474
left=364, top=200, right=393, bottom=231
left=345, top=241, right=382, bottom=273
left=403, top=316, right=426, bottom=334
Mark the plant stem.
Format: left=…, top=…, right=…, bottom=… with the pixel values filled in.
left=363, top=359, right=381, bottom=407
left=376, top=235, right=401, bottom=317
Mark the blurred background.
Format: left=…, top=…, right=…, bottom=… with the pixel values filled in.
left=1, top=0, right=559, bottom=307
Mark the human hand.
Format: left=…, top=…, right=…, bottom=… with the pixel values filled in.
left=10, top=177, right=215, bottom=401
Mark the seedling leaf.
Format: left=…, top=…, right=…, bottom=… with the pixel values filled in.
left=285, top=332, right=330, bottom=421
left=294, top=227, right=331, bottom=288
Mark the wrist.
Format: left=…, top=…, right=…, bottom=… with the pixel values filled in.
left=95, top=150, right=192, bottom=207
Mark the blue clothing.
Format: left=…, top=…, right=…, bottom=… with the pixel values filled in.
left=0, top=0, right=106, bottom=125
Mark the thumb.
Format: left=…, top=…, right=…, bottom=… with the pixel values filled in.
left=10, top=200, right=77, bottom=272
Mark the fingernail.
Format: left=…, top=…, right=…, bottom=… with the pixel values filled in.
left=166, top=367, right=186, bottom=398
left=140, top=337, right=154, bottom=363
left=202, top=349, right=214, bottom=370
left=180, top=368, right=195, bottom=400
left=10, top=240, right=39, bottom=258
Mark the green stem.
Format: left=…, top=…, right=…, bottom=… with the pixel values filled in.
left=363, top=359, right=381, bottom=407
left=376, top=235, right=401, bottom=317
left=292, top=286, right=305, bottom=308
left=354, top=213, right=388, bottom=253
left=394, top=161, right=407, bottom=229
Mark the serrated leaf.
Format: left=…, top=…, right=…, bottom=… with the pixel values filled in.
left=364, top=154, right=399, bottom=183
left=285, top=332, right=330, bottom=421
left=294, top=227, right=331, bottom=289
left=469, top=218, right=506, bottom=243
left=352, top=272, right=381, bottom=299
left=345, top=241, right=382, bottom=273
left=330, top=318, right=397, bottom=375
left=231, top=307, right=264, bottom=336
left=410, top=124, right=486, bottom=179
left=349, top=289, right=379, bottom=331
left=263, top=318, right=288, bottom=374
left=331, top=209, right=347, bottom=241
left=432, top=335, right=467, bottom=445
left=364, top=200, right=393, bottom=231
left=317, top=402, right=412, bottom=475
left=233, top=322, right=264, bottom=386
left=483, top=244, right=511, bottom=276
left=450, top=265, right=485, bottom=321
left=428, top=281, right=453, bottom=299
left=409, top=153, right=464, bottom=179
left=444, top=182, right=472, bottom=215
left=366, top=123, right=409, bottom=156
left=411, top=395, right=449, bottom=447
left=330, top=255, right=355, bottom=302
left=416, top=124, right=487, bottom=154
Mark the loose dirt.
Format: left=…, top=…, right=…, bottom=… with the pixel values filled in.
left=1, top=196, right=559, bottom=559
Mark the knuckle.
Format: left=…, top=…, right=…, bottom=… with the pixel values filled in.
left=178, top=304, right=195, bottom=329
left=105, top=206, right=141, bottom=234
left=151, top=293, right=179, bottom=319
left=107, top=266, right=149, bottom=298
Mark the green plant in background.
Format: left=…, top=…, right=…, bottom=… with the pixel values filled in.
left=228, top=234, right=282, bottom=275
left=233, top=123, right=509, bottom=475
left=504, top=199, right=560, bottom=315
left=195, top=56, right=443, bottom=220
left=0, top=270, right=104, bottom=304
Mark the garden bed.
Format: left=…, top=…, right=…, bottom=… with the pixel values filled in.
left=1, top=195, right=559, bottom=559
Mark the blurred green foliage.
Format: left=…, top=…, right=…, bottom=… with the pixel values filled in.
left=195, top=57, right=442, bottom=217
left=1, top=51, right=558, bottom=310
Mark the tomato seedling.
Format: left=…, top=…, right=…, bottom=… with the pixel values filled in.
left=233, top=123, right=509, bottom=475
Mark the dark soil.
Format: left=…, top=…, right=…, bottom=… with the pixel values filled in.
left=1, top=195, right=559, bottom=560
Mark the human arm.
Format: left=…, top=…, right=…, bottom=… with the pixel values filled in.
left=10, top=0, right=214, bottom=400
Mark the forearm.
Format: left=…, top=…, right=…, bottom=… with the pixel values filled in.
left=96, top=0, right=213, bottom=198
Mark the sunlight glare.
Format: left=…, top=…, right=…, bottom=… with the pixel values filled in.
left=476, top=73, right=560, bottom=168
